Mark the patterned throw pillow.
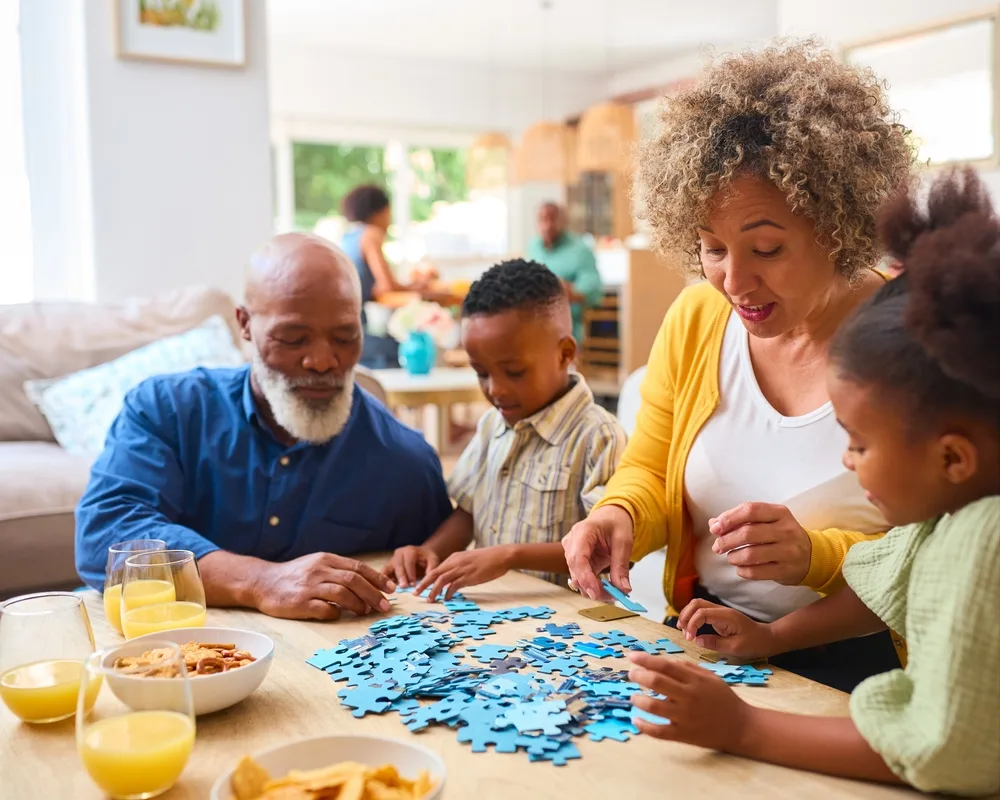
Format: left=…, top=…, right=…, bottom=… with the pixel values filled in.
left=23, top=315, right=245, bottom=457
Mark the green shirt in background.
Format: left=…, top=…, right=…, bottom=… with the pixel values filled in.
left=843, top=495, right=1000, bottom=796
left=527, top=233, right=603, bottom=343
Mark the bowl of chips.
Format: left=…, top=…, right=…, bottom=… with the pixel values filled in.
left=210, top=735, right=445, bottom=800
left=104, top=626, right=274, bottom=715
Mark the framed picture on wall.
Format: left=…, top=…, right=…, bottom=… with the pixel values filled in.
left=114, top=0, right=246, bottom=68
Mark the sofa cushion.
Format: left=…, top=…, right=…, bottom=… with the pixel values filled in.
left=0, top=442, right=91, bottom=597
left=0, top=285, right=240, bottom=443
left=0, top=441, right=92, bottom=523
left=23, top=316, right=244, bottom=457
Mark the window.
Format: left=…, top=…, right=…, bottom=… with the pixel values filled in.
left=1, top=0, right=34, bottom=304
left=284, top=137, right=508, bottom=268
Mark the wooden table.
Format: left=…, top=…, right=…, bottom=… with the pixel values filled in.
left=375, top=368, right=484, bottom=453
left=1, top=566, right=919, bottom=800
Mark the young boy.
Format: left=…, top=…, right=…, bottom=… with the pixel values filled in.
left=384, top=259, right=627, bottom=596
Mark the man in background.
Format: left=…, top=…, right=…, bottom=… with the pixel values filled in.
left=527, top=202, right=603, bottom=344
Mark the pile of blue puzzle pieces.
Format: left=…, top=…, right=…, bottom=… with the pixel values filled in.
left=305, top=587, right=768, bottom=765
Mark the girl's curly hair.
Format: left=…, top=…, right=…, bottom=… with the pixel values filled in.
left=634, top=39, right=917, bottom=279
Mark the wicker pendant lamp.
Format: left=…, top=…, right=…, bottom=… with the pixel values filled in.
left=576, top=100, right=635, bottom=173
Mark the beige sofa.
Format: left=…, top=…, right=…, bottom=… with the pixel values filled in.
left=0, top=287, right=240, bottom=599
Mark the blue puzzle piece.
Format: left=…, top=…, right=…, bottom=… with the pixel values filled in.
left=584, top=716, right=640, bottom=742
left=600, top=580, right=648, bottom=613
left=390, top=697, right=422, bottom=716
left=528, top=740, right=581, bottom=766
left=573, top=641, right=622, bottom=659
left=494, top=699, right=570, bottom=735
left=450, top=610, right=504, bottom=628
left=442, top=598, right=480, bottom=612
left=369, top=615, right=420, bottom=633
left=589, top=629, right=640, bottom=648
left=306, top=647, right=358, bottom=672
left=478, top=673, right=551, bottom=700
left=520, top=636, right=567, bottom=651
left=631, top=706, right=671, bottom=726
left=497, top=605, right=556, bottom=621
left=536, top=622, right=581, bottom=639
left=337, top=683, right=402, bottom=717
left=326, top=659, right=375, bottom=685
left=738, top=664, right=772, bottom=678
left=467, top=644, right=516, bottom=664
left=739, top=675, right=769, bottom=686
left=448, top=625, right=495, bottom=642
left=629, top=638, right=684, bottom=655
left=699, top=660, right=744, bottom=678
left=372, top=658, right=431, bottom=688
left=403, top=691, right=474, bottom=731
left=588, top=680, right=642, bottom=697
left=534, top=656, right=588, bottom=676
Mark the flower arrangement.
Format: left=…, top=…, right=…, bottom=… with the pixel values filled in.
left=387, top=301, right=461, bottom=351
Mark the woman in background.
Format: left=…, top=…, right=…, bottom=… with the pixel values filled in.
left=341, top=185, right=425, bottom=369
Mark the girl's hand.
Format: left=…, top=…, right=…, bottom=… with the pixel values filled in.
left=710, top=503, right=812, bottom=585
left=414, top=547, right=513, bottom=600
left=676, top=599, right=777, bottom=658
left=628, top=652, right=753, bottom=752
left=382, top=545, right=440, bottom=589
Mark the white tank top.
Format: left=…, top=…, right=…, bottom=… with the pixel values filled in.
left=684, top=311, right=887, bottom=622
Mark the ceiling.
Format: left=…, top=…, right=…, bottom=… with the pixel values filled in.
left=266, top=0, right=779, bottom=74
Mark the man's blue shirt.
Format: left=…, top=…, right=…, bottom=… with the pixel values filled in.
left=75, top=366, right=451, bottom=590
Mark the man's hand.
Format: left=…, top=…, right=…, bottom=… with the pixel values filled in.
left=250, top=553, right=396, bottom=620
left=383, top=545, right=440, bottom=589
left=414, top=547, right=514, bottom=601
left=628, top=652, right=753, bottom=752
left=709, top=503, right=812, bottom=585
left=562, top=505, right=635, bottom=601
left=676, top=599, right=777, bottom=658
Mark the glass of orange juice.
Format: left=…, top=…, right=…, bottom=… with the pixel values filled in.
left=120, top=550, right=206, bottom=640
left=104, top=539, right=167, bottom=635
left=0, top=591, right=97, bottom=723
left=77, top=641, right=195, bottom=799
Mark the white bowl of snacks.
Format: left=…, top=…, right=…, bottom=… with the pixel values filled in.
left=104, top=627, right=274, bottom=716
left=210, top=735, right=445, bottom=800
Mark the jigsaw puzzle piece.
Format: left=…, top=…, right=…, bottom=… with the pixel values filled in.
left=528, top=741, right=581, bottom=766
left=442, top=598, right=480, bottom=612
left=572, top=642, right=622, bottom=659
left=536, top=622, right=582, bottom=639
left=589, top=629, right=640, bottom=648
left=699, top=660, right=744, bottom=678
left=494, top=699, right=570, bottom=735
left=448, top=625, right=495, bottom=642
left=520, top=636, right=567, bottom=651
left=629, top=637, right=684, bottom=655
left=403, top=691, right=475, bottom=731
left=487, top=656, right=529, bottom=674
left=584, top=716, right=640, bottom=742
left=534, top=656, right=588, bottom=676
left=337, top=683, right=402, bottom=717
left=306, top=647, right=358, bottom=672
left=466, top=644, right=516, bottom=664
left=497, top=605, right=556, bottom=621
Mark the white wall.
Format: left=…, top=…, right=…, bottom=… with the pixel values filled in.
left=269, top=42, right=606, bottom=136
left=20, top=0, right=273, bottom=304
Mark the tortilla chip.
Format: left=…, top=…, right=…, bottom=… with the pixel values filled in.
left=230, top=756, right=272, bottom=800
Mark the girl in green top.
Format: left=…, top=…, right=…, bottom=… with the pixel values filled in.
left=625, top=168, right=1000, bottom=795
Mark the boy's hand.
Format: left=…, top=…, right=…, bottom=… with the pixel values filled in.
left=382, top=545, right=440, bottom=589
left=628, top=651, right=753, bottom=753
left=676, top=599, right=776, bottom=658
left=414, top=547, right=513, bottom=601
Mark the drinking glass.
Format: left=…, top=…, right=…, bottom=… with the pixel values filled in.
left=0, top=592, right=96, bottom=723
left=77, top=641, right=195, bottom=799
left=104, top=539, right=167, bottom=635
left=120, top=550, right=206, bottom=640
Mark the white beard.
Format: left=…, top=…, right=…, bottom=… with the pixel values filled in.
left=250, top=349, right=354, bottom=444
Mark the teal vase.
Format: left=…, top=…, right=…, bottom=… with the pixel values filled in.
left=399, top=331, right=436, bottom=375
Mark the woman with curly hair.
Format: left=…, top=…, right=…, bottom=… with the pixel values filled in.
left=563, top=40, right=916, bottom=691
left=630, top=168, right=1000, bottom=795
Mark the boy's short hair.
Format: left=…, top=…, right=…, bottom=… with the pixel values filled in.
left=462, top=259, right=565, bottom=317
left=341, top=185, right=390, bottom=223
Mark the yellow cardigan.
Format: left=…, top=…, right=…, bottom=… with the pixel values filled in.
left=597, top=281, right=885, bottom=613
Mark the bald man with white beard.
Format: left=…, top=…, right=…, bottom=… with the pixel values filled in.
left=75, top=234, right=451, bottom=620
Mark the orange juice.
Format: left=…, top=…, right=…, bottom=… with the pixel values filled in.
left=80, top=710, right=195, bottom=798
left=120, top=580, right=176, bottom=613
left=0, top=660, right=99, bottom=722
left=103, top=583, right=123, bottom=633
left=121, top=602, right=206, bottom=639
